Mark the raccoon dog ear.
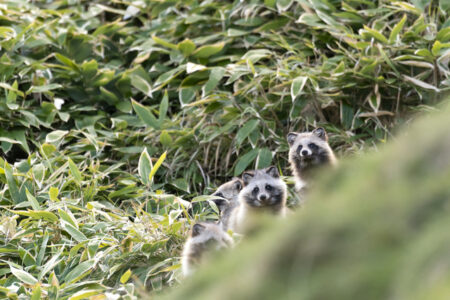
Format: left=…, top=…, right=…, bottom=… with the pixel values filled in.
left=287, top=132, right=298, bottom=146
left=242, top=171, right=255, bottom=185
left=312, top=127, right=328, bottom=141
left=191, top=223, right=206, bottom=237
left=265, top=166, right=280, bottom=178
left=233, top=178, right=243, bottom=191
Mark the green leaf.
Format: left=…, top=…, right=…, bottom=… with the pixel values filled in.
left=403, top=75, right=440, bottom=92
left=130, top=74, right=152, bottom=97
left=31, top=284, right=41, bottom=300
left=202, top=67, right=225, bottom=95
left=152, top=35, right=178, bottom=50
left=178, top=39, right=196, bottom=56
left=159, top=90, right=169, bottom=125
left=291, top=76, right=308, bottom=100
left=61, top=221, right=87, bottom=242
left=236, top=119, right=259, bottom=146
left=431, top=41, right=450, bottom=56
left=234, top=149, right=259, bottom=176
left=81, top=59, right=98, bottom=79
left=25, top=189, right=40, bottom=210
left=9, top=210, right=58, bottom=222
left=58, top=209, right=78, bottom=229
left=256, top=148, right=273, bottom=169
left=4, top=161, right=22, bottom=204
left=388, top=14, right=407, bottom=44
left=46, top=130, right=68, bottom=143
left=160, top=131, right=173, bottom=147
left=193, top=42, right=225, bottom=58
left=68, top=290, right=101, bottom=300
left=362, top=25, right=388, bottom=44
left=131, top=99, right=159, bottom=129
left=120, top=269, right=132, bottom=284
left=138, top=148, right=152, bottom=185
left=64, top=260, right=94, bottom=284
left=10, top=266, right=38, bottom=285
left=49, top=187, right=59, bottom=202
left=68, top=158, right=83, bottom=185
left=149, top=151, right=166, bottom=183
left=179, top=88, right=196, bottom=106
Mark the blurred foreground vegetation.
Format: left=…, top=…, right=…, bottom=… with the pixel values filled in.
left=0, top=0, right=448, bottom=298
left=164, top=99, right=450, bottom=300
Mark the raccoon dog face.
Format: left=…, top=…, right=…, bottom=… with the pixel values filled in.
left=287, top=127, right=332, bottom=168
left=189, top=222, right=233, bottom=251
left=240, top=166, right=286, bottom=208
left=211, top=178, right=243, bottom=212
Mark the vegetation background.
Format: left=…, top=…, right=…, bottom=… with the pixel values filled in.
left=0, top=0, right=448, bottom=299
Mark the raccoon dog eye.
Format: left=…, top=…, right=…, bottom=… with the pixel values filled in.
left=297, top=145, right=303, bottom=152
left=253, top=187, right=259, bottom=194
left=265, top=184, right=272, bottom=191
left=308, top=143, right=318, bottom=151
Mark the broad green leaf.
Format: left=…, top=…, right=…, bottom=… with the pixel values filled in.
left=152, top=35, right=178, bottom=50
left=202, top=67, right=225, bottom=95
left=4, top=162, right=22, bottom=204
left=58, top=209, right=78, bottom=229
left=131, top=99, right=159, bottom=129
left=178, top=39, right=196, bottom=56
left=138, top=148, right=152, bottom=185
left=130, top=75, right=152, bottom=97
left=431, top=41, right=450, bottom=56
left=389, top=14, right=407, bottom=44
left=31, top=284, right=41, bottom=300
left=256, top=148, right=273, bottom=169
left=64, top=260, right=94, bottom=284
left=120, top=269, right=132, bottom=284
left=403, top=75, right=440, bottom=92
left=68, top=158, right=83, bottom=185
left=55, top=53, right=79, bottom=71
left=160, top=131, right=173, bottom=146
left=46, top=130, right=68, bottom=143
left=159, top=90, right=169, bottom=125
left=49, top=187, right=59, bottom=202
left=9, top=210, right=58, bottom=222
left=291, top=76, right=308, bottom=100
left=61, top=221, right=87, bottom=242
left=25, top=189, right=40, bottom=210
left=234, top=149, right=259, bottom=176
left=193, top=42, right=225, bottom=58
left=186, top=62, right=207, bottom=74
left=149, top=151, right=166, bottom=183
left=236, top=120, right=259, bottom=145
left=361, top=26, right=388, bottom=44
left=179, top=88, right=196, bottom=106
left=68, top=290, right=102, bottom=300
left=81, top=59, right=98, bottom=79
left=10, top=266, right=38, bottom=285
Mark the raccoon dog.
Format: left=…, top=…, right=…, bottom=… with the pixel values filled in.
left=181, top=222, right=233, bottom=276
left=229, top=166, right=287, bottom=234
left=287, top=127, right=337, bottom=193
left=211, top=178, right=243, bottom=231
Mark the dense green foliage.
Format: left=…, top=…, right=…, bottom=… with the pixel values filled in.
left=164, top=99, right=450, bottom=300
left=0, top=0, right=448, bottom=298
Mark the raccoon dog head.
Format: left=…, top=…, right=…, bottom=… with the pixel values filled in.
left=211, top=178, right=243, bottom=212
left=189, top=222, right=233, bottom=251
left=287, top=127, right=332, bottom=167
left=240, top=166, right=286, bottom=208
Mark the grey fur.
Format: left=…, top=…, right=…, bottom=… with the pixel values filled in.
left=229, top=166, right=287, bottom=234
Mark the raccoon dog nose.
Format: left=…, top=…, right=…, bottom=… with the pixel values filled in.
left=259, top=194, right=267, bottom=201
left=301, top=150, right=308, bottom=156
